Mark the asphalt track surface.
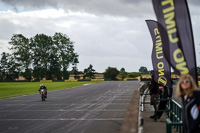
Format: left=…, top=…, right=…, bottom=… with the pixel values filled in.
left=0, top=81, right=141, bottom=133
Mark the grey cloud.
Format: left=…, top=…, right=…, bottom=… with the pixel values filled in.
left=0, top=0, right=154, bottom=17
left=0, top=8, right=153, bottom=72
left=1, top=0, right=59, bottom=9
left=0, top=18, right=17, bottom=40
left=188, top=0, right=200, bottom=6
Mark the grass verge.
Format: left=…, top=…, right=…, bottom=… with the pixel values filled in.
left=0, top=81, right=102, bottom=99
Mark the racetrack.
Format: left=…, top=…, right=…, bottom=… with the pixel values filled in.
left=0, top=81, right=141, bottom=133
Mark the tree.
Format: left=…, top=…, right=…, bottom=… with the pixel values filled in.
left=0, top=52, right=19, bottom=81
left=9, top=34, right=32, bottom=81
left=104, top=67, right=119, bottom=80
left=30, top=33, right=79, bottom=80
left=139, top=66, right=148, bottom=73
left=53, top=32, right=79, bottom=80
left=48, top=53, right=61, bottom=80
left=72, top=57, right=79, bottom=79
left=0, top=52, right=9, bottom=80
left=83, top=64, right=96, bottom=79
left=118, top=68, right=127, bottom=80
left=30, top=34, right=53, bottom=80
left=1, top=32, right=79, bottom=81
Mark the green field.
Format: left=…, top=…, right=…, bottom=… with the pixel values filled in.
left=0, top=81, right=102, bottom=99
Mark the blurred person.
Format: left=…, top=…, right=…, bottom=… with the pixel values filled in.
left=149, top=70, right=159, bottom=119
left=176, top=74, right=200, bottom=133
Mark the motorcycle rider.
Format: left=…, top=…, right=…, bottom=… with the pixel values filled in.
left=38, top=84, right=47, bottom=98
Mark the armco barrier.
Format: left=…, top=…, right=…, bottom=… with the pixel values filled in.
left=0, top=80, right=30, bottom=82
left=32, top=80, right=40, bottom=82
left=65, top=80, right=78, bottom=82
left=104, top=78, right=111, bottom=81
left=140, top=87, right=150, bottom=111
left=127, top=79, right=138, bottom=81
left=139, top=82, right=150, bottom=94
left=40, top=80, right=52, bottom=83
left=139, top=82, right=150, bottom=111
left=52, top=80, right=64, bottom=82
left=91, top=79, right=104, bottom=81
left=78, top=79, right=91, bottom=81
left=123, top=78, right=138, bottom=81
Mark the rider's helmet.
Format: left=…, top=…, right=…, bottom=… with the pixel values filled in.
left=40, top=84, right=44, bottom=87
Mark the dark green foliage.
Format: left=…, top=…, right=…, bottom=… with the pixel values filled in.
left=9, top=34, right=32, bottom=81
left=22, top=69, right=32, bottom=81
left=84, top=64, right=96, bottom=79
left=53, top=32, right=78, bottom=79
left=30, top=34, right=54, bottom=80
left=72, top=57, right=79, bottom=80
left=139, top=66, right=148, bottom=74
left=118, top=68, right=127, bottom=80
left=0, top=32, right=78, bottom=81
left=103, top=67, right=119, bottom=80
left=0, top=52, right=19, bottom=81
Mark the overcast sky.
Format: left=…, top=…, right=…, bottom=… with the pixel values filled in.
left=0, top=0, right=199, bottom=72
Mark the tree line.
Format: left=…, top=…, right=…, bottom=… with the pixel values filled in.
left=0, top=32, right=153, bottom=82
left=0, top=33, right=78, bottom=81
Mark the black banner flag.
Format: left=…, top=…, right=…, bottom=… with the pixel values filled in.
left=146, top=20, right=172, bottom=87
left=152, top=0, right=197, bottom=84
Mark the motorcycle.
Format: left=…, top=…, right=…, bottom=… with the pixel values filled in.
left=40, top=89, right=47, bottom=101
